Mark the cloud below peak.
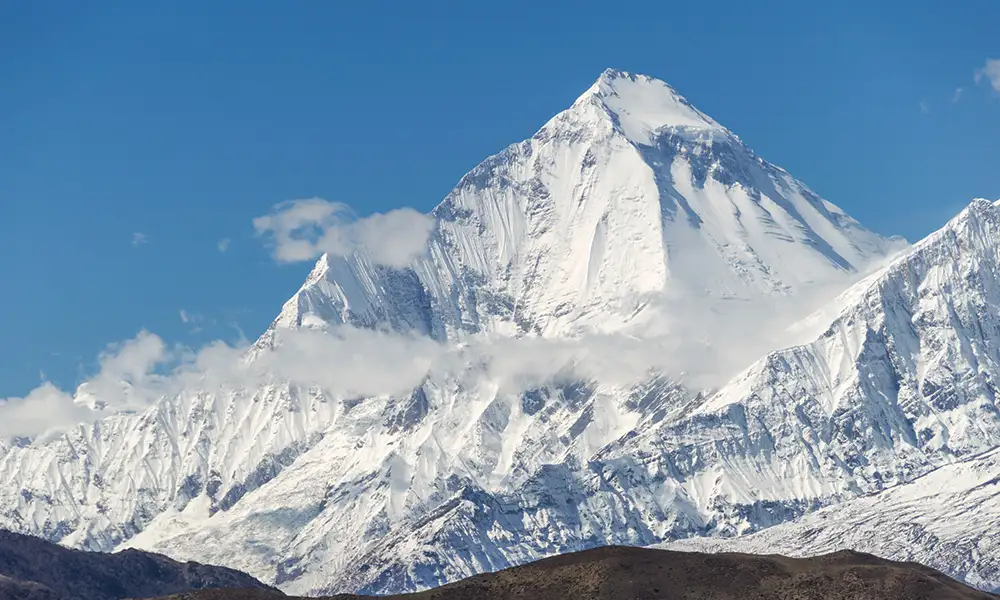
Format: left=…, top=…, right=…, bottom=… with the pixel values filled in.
left=0, top=276, right=843, bottom=441
left=253, top=198, right=436, bottom=267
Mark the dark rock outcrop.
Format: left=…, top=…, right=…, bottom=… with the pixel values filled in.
left=0, top=530, right=272, bottom=600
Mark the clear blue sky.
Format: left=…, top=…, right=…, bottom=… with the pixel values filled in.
left=2, top=0, right=998, bottom=397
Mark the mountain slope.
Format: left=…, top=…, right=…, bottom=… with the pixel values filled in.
left=1, top=69, right=907, bottom=595
left=665, top=446, right=1000, bottom=592
left=0, top=530, right=271, bottom=600
left=590, top=197, right=1000, bottom=518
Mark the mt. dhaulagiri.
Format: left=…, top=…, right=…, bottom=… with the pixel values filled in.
left=8, top=69, right=999, bottom=595
left=271, top=68, right=902, bottom=342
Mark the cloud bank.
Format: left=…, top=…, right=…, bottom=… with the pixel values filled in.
left=253, top=198, right=436, bottom=267
left=0, top=277, right=851, bottom=440
left=1, top=328, right=666, bottom=439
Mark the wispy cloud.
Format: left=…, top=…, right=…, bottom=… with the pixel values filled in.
left=975, top=58, right=1000, bottom=93
left=952, top=87, right=965, bottom=104
left=179, top=309, right=205, bottom=325
left=217, top=238, right=231, bottom=253
left=180, top=309, right=207, bottom=334
left=919, top=100, right=931, bottom=115
left=131, top=232, right=149, bottom=246
left=253, top=198, right=436, bottom=267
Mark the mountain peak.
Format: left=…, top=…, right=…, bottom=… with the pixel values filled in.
left=575, top=68, right=725, bottom=144
left=937, top=197, right=1000, bottom=233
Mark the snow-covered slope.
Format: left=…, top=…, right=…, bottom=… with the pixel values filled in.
left=664, top=446, right=1000, bottom=592
left=0, top=69, right=924, bottom=595
left=590, top=197, right=1000, bottom=519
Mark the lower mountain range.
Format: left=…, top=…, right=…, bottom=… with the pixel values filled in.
left=2, top=69, right=998, bottom=595
left=1, top=533, right=993, bottom=600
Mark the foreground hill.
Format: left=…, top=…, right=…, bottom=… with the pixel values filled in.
left=148, top=546, right=994, bottom=600
left=0, top=530, right=271, bottom=600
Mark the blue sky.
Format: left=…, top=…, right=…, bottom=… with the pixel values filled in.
left=2, top=0, right=998, bottom=397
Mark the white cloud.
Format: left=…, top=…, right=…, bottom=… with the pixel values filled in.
left=0, top=262, right=862, bottom=440
left=71, top=331, right=172, bottom=411
left=0, top=327, right=437, bottom=439
left=132, top=232, right=149, bottom=246
left=952, top=87, right=965, bottom=104
left=217, top=238, right=231, bottom=252
left=0, top=329, right=613, bottom=438
left=0, top=301, right=823, bottom=439
left=0, top=383, right=92, bottom=440
left=0, top=331, right=170, bottom=438
left=919, top=100, right=931, bottom=115
left=253, top=198, right=436, bottom=267
left=975, top=58, right=1000, bottom=93
left=253, top=328, right=440, bottom=398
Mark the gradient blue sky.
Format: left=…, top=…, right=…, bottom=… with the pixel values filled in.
left=2, top=0, right=998, bottom=397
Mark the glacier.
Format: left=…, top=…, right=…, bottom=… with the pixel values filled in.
left=6, top=68, right=999, bottom=594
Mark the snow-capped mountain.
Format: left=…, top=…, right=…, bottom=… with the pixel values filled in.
left=10, top=68, right=989, bottom=596
left=268, top=69, right=901, bottom=342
